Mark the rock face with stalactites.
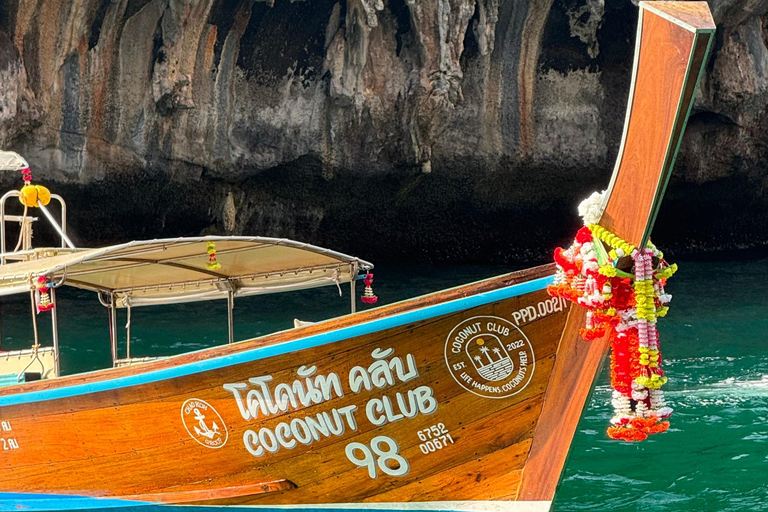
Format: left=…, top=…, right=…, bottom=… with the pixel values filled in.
left=0, top=31, right=39, bottom=148
left=0, top=0, right=766, bottom=262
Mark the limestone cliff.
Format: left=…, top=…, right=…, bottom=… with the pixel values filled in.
left=0, top=0, right=766, bottom=263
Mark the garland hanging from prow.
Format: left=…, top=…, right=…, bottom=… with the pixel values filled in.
left=547, top=191, right=677, bottom=442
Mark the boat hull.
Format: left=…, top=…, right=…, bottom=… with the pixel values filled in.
left=0, top=265, right=572, bottom=511
left=0, top=3, right=717, bottom=511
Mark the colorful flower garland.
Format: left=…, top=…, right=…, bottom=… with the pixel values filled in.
left=206, top=241, right=222, bottom=271
left=548, top=192, right=676, bottom=441
left=361, top=273, right=378, bottom=304
left=34, top=276, right=54, bottom=312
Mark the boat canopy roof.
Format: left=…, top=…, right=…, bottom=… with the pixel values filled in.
left=0, top=151, right=28, bottom=171
left=0, top=236, right=372, bottom=307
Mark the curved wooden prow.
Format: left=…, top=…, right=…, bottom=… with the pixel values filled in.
left=601, top=1, right=715, bottom=246
left=518, top=2, right=714, bottom=502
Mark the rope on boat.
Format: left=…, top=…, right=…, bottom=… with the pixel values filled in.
left=17, top=284, right=44, bottom=381
left=332, top=268, right=342, bottom=296
left=12, top=204, right=28, bottom=253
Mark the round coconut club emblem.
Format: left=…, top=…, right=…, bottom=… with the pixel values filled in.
left=445, top=316, right=535, bottom=399
left=181, top=398, right=228, bottom=449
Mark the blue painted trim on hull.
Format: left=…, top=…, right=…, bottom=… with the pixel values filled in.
left=0, top=502, right=517, bottom=512
left=0, top=492, right=550, bottom=512
left=0, top=275, right=553, bottom=408
left=0, top=492, right=151, bottom=511
left=0, top=503, right=496, bottom=512
left=0, top=495, right=547, bottom=512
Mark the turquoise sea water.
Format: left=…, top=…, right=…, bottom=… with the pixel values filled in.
left=554, top=257, right=768, bottom=512
left=0, top=258, right=766, bottom=511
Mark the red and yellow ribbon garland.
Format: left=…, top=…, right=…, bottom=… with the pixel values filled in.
left=548, top=224, right=676, bottom=441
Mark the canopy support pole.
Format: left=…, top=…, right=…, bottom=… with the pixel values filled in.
left=50, top=288, right=60, bottom=377
left=350, top=263, right=357, bottom=314
left=109, top=294, right=117, bottom=367
left=126, top=306, right=132, bottom=360
left=37, top=201, right=75, bottom=250
left=17, top=290, right=44, bottom=381
left=29, top=291, right=39, bottom=349
left=0, top=191, right=13, bottom=264
left=227, top=290, right=234, bottom=344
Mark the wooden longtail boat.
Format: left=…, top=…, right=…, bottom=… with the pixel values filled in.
left=0, top=3, right=714, bottom=511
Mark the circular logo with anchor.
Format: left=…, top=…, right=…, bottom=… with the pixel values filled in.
left=181, top=398, right=228, bottom=448
left=444, top=316, right=535, bottom=399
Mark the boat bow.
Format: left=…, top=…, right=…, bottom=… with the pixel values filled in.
left=519, top=1, right=714, bottom=501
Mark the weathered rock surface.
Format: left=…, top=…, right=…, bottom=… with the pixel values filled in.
left=0, top=0, right=766, bottom=264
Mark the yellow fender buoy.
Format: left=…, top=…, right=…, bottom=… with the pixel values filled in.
left=17, top=184, right=51, bottom=207
left=35, top=185, right=51, bottom=206
left=18, top=184, right=37, bottom=207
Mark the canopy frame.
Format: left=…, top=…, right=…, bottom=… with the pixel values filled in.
left=2, top=236, right=375, bottom=369
left=0, top=236, right=372, bottom=302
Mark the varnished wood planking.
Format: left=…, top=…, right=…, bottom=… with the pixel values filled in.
left=642, top=1, right=715, bottom=30
left=120, top=480, right=296, bottom=504
left=246, top=395, right=545, bottom=505
left=601, top=9, right=694, bottom=247
left=0, top=330, right=558, bottom=494
left=48, top=371, right=546, bottom=502
left=363, top=440, right=531, bottom=502
left=247, top=356, right=542, bottom=492
left=1, top=352, right=554, bottom=495
left=517, top=307, right=609, bottom=500
left=0, top=344, right=556, bottom=496
left=645, top=30, right=712, bottom=233
left=0, top=284, right=567, bottom=504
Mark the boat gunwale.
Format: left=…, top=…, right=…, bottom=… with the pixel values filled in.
left=0, top=263, right=556, bottom=404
